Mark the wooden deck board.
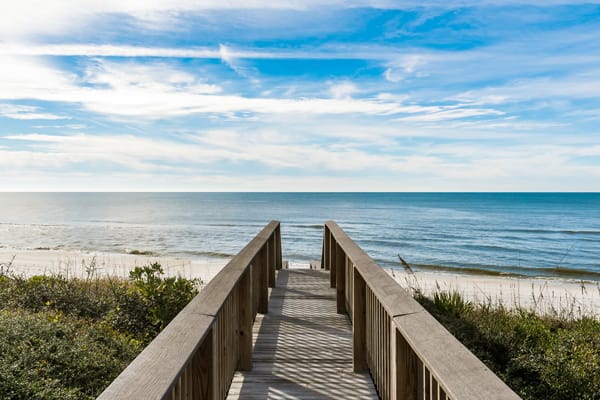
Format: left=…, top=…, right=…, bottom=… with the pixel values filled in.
left=227, top=269, right=378, bottom=400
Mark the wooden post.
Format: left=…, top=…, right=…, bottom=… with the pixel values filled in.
left=322, top=225, right=329, bottom=270
left=353, top=268, right=367, bottom=372
left=238, top=267, right=252, bottom=371
left=276, top=225, right=282, bottom=270
left=257, top=245, right=268, bottom=314
left=336, top=243, right=346, bottom=314
left=330, top=235, right=336, bottom=289
left=197, top=326, right=217, bottom=400
left=268, top=236, right=276, bottom=288
left=396, top=330, right=419, bottom=400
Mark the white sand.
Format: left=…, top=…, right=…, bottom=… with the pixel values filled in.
left=387, top=269, right=600, bottom=318
left=0, top=248, right=229, bottom=284
left=2, top=249, right=598, bottom=318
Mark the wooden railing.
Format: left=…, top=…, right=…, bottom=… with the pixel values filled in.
left=322, top=221, right=521, bottom=400
left=98, top=221, right=282, bottom=400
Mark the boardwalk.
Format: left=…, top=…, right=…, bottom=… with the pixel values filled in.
left=227, top=268, right=378, bottom=399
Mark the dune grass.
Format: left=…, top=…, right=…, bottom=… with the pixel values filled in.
left=0, top=262, right=200, bottom=399
left=415, top=289, right=600, bottom=400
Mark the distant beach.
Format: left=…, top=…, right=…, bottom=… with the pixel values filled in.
left=2, top=247, right=599, bottom=319
left=0, top=248, right=228, bottom=284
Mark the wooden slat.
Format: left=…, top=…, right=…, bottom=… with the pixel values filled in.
left=394, top=312, right=521, bottom=400
left=324, top=221, right=521, bottom=400
left=227, top=269, right=378, bottom=399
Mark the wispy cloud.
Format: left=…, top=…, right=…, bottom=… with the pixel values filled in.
left=0, top=104, right=69, bottom=120
left=1, top=2, right=600, bottom=190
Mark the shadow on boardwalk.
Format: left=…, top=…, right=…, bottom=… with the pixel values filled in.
left=227, top=269, right=378, bottom=399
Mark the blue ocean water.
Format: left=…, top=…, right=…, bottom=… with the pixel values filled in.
left=0, top=193, right=598, bottom=280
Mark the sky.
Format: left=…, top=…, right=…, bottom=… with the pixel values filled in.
left=1, top=1, right=600, bottom=191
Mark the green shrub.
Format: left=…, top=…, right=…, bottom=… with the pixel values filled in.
left=0, top=263, right=200, bottom=398
left=0, top=309, right=139, bottom=400
left=417, top=291, right=600, bottom=400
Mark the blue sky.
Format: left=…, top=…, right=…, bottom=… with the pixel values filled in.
left=1, top=1, right=599, bottom=191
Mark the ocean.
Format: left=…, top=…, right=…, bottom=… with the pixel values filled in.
left=0, top=193, right=598, bottom=280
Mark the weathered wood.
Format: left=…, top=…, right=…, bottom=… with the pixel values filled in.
left=335, top=243, right=346, bottom=314
left=238, top=267, right=253, bottom=371
left=275, top=226, right=282, bottom=270
left=394, top=312, right=521, bottom=400
left=97, top=312, right=213, bottom=400
left=395, top=330, right=418, bottom=400
left=324, top=221, right=521, bottom=400
left=353, top=268, right=367, bottom=372
left=227, top=269, right=378, bottom=399
left=268, top=236, right=276, bottom=288
left=330, top=234, right=336, bottom=288
left=99, top=221, right=281, bottom=400
left=256, top=245, right=268, bottom=314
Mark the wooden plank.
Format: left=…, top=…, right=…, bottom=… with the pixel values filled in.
left=256, top=245, right=268, bottom=314
left=335, top=243, right=346, bottom=314
left=98, top=313, right=214, bottom=400
left=394, top=312, right=521, bottom=400
left=353, top=267, right=367, bottom=372
left=326, top=221, right=520, bottom=400
left=238, top=267, right=253, bottom=371
left=227, top=269, right=378, bottom=400
left=99, top=221, right=281, bottom=400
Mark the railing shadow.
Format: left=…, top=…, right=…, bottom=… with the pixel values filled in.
left=230, top=269, right=377, bottom=399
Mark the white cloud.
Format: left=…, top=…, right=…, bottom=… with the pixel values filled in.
left=0, top=104, right=69, bottom=120
left=396, top=107, right=504, bottom=122
left=384, top=54, right=428, bottom=82
left=2, top=56, right=490, bottom=119
left=329, top=81, right=359, bottom=99
left=4, top=131, right=600, bottom=191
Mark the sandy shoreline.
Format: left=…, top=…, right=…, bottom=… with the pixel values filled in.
left=387, top=269, right=600, bottom=318
left=2, top=248, right=599, bottom=318
left=0, top=248, right=229, bottom=284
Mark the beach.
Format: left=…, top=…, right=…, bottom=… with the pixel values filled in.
left=387, top=269, right=600, bottom=318
left=3, top=247, right=599, bottom=319
left=0, top=248, right=228, bottom=284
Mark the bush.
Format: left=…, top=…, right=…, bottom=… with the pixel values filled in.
left=0, top=263, right=200, bottom=398
left=0, top=309, right=139, bottom=400
left=417, top=291, right=600, bottom=400
left=105, top=263, right=199, bottom=342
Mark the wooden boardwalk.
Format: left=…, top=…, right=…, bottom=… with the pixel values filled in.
left=227, top=268, right=378, bottom=399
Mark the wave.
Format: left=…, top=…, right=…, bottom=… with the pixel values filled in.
left=502, top=227, right=600, bottom=236
left=412, top=263, right=600, bottom=281
left=291, top=224, right=323, bottom=230
left=182, top=251, right=234, bottom=259
left=126, top=249, right=160, bottom=256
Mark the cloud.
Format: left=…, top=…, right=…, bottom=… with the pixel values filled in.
left=219, top=44, right=259, bottom=82
left=1, top=56, right=496, bottom=120
left=384, top=54, right=428, bottom=82
left=329, top=81, right=359, bottom=99
left=0, top=104, right=70, bottom=120
left=4, top=130, right=600, bottom=191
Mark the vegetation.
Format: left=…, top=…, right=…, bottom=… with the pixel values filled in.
left=0, top=262, right=199, bottom=399
left=416, top=290, right=600, bottom=400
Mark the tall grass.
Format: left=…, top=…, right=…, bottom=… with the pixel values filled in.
left=0, top=263, right=200, bottom=399
left=415, top=289, right=600, bottom=400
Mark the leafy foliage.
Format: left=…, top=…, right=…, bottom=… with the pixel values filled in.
left=0, top=264, right=200, bottom=398
left=417, top=291, right=600, bottom=400
left=0, top=310, right=139, bottom=400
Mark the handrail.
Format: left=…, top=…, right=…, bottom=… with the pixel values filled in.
left=322, top=221, right=521, bottom=400
left=98, top=221, right=282, bottom=400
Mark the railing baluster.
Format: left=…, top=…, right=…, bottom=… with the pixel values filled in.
left=353, top=266, right=367, bottom=371
left=98, top=221, right=281, bottom=400
left=323, top=221, right=521, bottom=400
left=336, top=242, right=346, bottom=313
